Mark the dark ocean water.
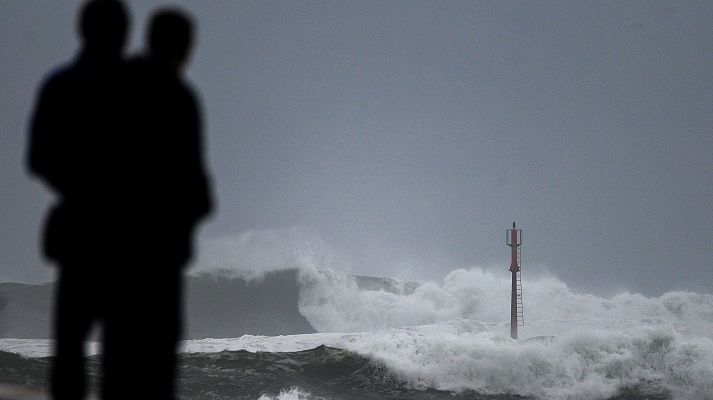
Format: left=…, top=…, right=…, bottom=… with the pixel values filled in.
left=3, top=268, right=707, bottom=399
left=0, top=348, right=669, bottom=400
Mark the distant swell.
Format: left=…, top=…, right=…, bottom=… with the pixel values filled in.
left=0, top=269, right=316, bottom=339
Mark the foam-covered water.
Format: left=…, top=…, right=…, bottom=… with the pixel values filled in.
left=181, top=322, right=712, bottom=399
left=1, top=267, right=712, bottom=399
left=291, top=267, right=713, bottom=399
left=297, top=268, right=713, bottom=337
left=256, top=388, right=314, bottom=400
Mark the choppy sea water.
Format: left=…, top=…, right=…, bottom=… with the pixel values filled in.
left=1, top=267, right=712, bottom=399
left=0, top=342, right=678, bottom=400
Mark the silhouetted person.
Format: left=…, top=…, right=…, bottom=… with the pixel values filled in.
left=27, top=1, right=211, bottom=399
left=100, top=9, right=212, bottom=400
left=28, top=1, right=129, bottom=399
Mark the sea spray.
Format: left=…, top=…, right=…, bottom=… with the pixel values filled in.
left=296, top=267, right=511, bottom=332
left=296, top=267, right=713, bottom=338
left=291, top=267, right=713, bottom=398
left=2, top=267, right=712, bottom=399
left=256, top=387, right=324, bottom=400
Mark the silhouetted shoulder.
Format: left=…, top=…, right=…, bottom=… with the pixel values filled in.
left=120, top=54, right=211, bottom=228
left=37, top=63, right=75, bottom=94
left=124, top=55, right=200, bottom=130
left=27, top=61, right=80, bottom=188
left=28, top=55, right=127, bottom=197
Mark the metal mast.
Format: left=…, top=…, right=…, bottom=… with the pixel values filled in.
left=506, top=222, right=523, bottom=339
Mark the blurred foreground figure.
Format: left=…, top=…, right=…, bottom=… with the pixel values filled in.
left=27, top=1, right=211, bottom=399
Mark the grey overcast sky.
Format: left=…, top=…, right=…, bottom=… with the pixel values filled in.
left=1, top=1, right=712, bottom=295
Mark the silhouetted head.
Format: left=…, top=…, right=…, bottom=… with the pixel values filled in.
left=148, top=9, right=194, bottom=71
left=79, top=0, right=129, bottom=57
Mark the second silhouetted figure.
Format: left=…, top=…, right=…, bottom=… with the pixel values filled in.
left=101, top=9, right=212, bottom=400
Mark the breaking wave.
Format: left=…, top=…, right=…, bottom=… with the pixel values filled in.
left=290, top=267, right=713, bottom=399
left=296, top=267, right=713, bottom=338
left=2, top=267, right=711, bottom=399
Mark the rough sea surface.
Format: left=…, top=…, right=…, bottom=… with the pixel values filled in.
left=1, top=267, right=712, bottom=400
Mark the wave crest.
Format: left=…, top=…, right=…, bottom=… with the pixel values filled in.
left=296, top=267, right=713, bottom=338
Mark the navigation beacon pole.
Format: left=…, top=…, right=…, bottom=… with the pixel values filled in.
left=506, top=222, right=523, bottom=339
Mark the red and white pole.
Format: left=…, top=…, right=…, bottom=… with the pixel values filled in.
left=507, top=222, right=521, bottom=340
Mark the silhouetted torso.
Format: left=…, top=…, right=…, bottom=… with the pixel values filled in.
left=121, top=55, right=211, bottom=265
left=29, top=50, right=127, bottom=265
left=30, top=53, right=211, bottom=267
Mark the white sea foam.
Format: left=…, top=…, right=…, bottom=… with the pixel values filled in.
left=0, top=339, right=99, bottom=358
left=3, top=267, right=712, bottom=399
left=296, top=267, right=713, bottom=338
left=256, top=387, right=325, bottom=400
left=345, top=322, right=713, bottom=400
left=186, top=267, right=713, bottom=399
left=185, top=319, right=713, bottom=400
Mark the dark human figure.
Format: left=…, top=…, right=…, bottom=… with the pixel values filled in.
left=27, top=1, right=211, bottom=399
left=101, top=9, right=212, bottom=400
left=28, top=1, right=130, bottom=399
